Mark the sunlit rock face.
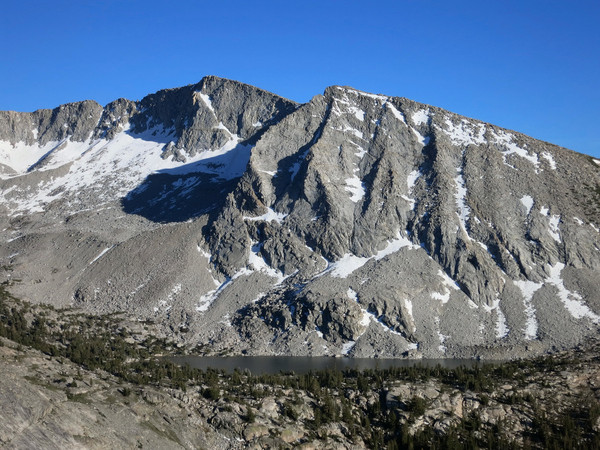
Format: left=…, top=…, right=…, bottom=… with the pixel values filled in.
left=1, top=76, right=599, bottom=359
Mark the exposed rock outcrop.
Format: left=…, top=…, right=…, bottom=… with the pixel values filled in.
left=0, top=76, right=598, bottom=359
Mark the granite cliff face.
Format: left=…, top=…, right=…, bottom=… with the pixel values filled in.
left=0, top=76, right=599, bottom=359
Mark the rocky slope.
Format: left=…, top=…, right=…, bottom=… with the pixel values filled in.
left=0, top=76, right=599, bottom=359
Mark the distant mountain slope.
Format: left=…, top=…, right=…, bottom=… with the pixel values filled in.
left=0, top=76, right=599, bottom=359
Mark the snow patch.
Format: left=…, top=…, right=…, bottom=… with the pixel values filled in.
left=514, top=279, right=542, bottom=340
left=411, top=128, right=430, bottom=146
left=289, top=148, right=310, bottom=182
left=349, top=141, right=367, bottom=159
left=404, top=299, right=414, bottom=325
left=386, top=103, right=406, bottom=124
left=520, top=195, right=534, bottom=215
left=412, top=109, right=430, bottom=126
left=332, top=124, right=363, bottom=139
left=348, top=106, right=365, bottom=121
left=438, top=270, right=460, bottom=291
left=407, top=170, right=421, bottom=191
left=541, top=152, right=556, bottom=170
left=546, top=263, right=600, bottom=323
left=244, top=207, right=288, bottom=224
left=431, top=291, right=450, bottom=304
left=247, top=242, right=286, bottom=284
left=493, top=130, right=539, bottom=168
left=548, top=215, right=561, bottom=243
left=483, top=298, right=510, bottom=339
left=198, top=92, right=215, bottom=114
left=328, top=232, right=419, bottom=278
left=443, top=119, right=486, bottom=146
left=346, top=288, right=358, bottom=302
left=434, top=317, right=449, bottom=353
left=0, top=124, right=252, bottom=215
left=196, top=267, right=253, bottom=312
left=400, top=195, right=416, bottom=210
left=454, top=171, right=470, bottom=237
left=341, top=87, right=388, bottom=102
left=344, top=175, right=366, bottom=202
left=329, top=254, right=370, bottom=278
left=341, top=341, right=356, bottom=355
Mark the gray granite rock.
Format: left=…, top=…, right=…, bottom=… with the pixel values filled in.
left=0, top=76, right=599, bottom=359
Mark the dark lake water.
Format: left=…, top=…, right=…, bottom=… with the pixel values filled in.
left=169, top=356, right=491, bottom=375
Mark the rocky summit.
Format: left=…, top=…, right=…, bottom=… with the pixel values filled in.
left=0, top=75, right=599, bottom=359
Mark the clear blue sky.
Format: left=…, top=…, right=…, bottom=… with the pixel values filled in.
left=1, top=0, right=599, bottom=157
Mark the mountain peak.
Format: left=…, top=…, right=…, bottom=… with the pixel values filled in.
left=0, top=78, right=598, bottom=360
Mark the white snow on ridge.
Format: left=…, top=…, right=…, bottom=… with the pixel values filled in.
left=443, top=119, right=486, bottom=146
left=373, top=232, right=420, bottom=259
left=400, top=195, right=416, bottom=210
left=520, top=195, right=534, bottom=215
left=0, top=137, right=100, bottom=176
left=345, top=286, right=409, bottom=344
left=493, top=130, right=539, bottom=168
left=412, top=109, right=430, bottom=126
left=594, top=159, right=600, bottom=166
left=386, top=103, right=406, bottom=124
left=197, top=244, right=212, bottom=259
left=0, top=124, right=253, bottom=215
left=341, top=87, right=388, bottom=102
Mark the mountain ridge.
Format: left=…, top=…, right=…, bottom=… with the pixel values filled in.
left=0, top=76, right=599, bottom=359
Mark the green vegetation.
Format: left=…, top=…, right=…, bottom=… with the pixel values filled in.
left=1, top=285, right=599, bottom=449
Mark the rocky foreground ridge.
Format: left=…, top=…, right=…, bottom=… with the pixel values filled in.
left=0, top=76, right=599, bottom=359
